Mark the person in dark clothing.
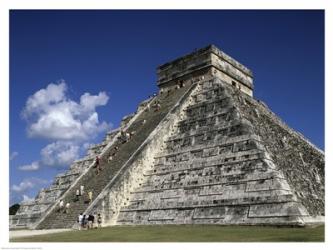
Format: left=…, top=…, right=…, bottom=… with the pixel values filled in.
left=82, top=214, right=87, bottom=229
left=95, top=155, right=100, bottom=166
left=75, top=189, right=80, bottom=201
left=97, top=213, right=102, bottom=228
left=95, top=155, right=102, bottom=174
left=88, top=214, right=95, bottom=229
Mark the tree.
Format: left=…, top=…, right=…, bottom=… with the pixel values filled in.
left=9, top=203, right=20, bottom=215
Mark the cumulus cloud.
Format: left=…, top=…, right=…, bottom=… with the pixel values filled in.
left=40, top=141, right=80, bottom=168
left=21, top=81, right=110, bottom=141
left=10, top=178, right=50, bottom=204
left=82, top=142, right=94, bottom=151
left=22, top=195, right=34, bottom=203
left=13, top=81, right=111, bottom=204
left=11, top=177, right=48, bottom=193
left=22, top=81, right=67, bottom=119
left=18, top=141, right=86, bottom=171
left=18, top=161, right=40, bottom=171
left=80, top=92, right=109, bottom=112
left=12, top=180, right=34, bottom=193
left=10, top=151, right=19, bottom=161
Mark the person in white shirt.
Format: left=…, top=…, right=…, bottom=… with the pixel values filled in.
left=58, top=200, right=64, bottom=213
left=65, top=202, right=70, bottom=213
left=88, top=191, right=93, bottom=204
left=76, top=189, right=80, bottom=201
left=78, top=213, right=84, bottom=230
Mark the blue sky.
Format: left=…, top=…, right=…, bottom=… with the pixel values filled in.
left=9, top=10, right=324, bottom=205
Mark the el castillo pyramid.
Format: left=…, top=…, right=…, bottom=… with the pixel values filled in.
left=10, top=45, right=324, bottom=229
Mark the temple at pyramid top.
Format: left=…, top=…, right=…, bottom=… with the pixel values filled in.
left=157, top=44, right=254, bottom=96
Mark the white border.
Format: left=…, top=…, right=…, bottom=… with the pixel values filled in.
left=1, top=1, right=331, bottom=250
left=0, top=0, right=330, bottom=9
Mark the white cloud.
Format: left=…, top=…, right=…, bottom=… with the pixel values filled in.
left=12, top=181, right=34, bottom=193
left=18, top=141, right=85, bottom=171
left=83, top=142, right=93, bottom=150
left=18, top=161, right=40, bottom=171
left=41, top=141, right=80, bottom=168
left=10, top=151, right=19, bottom=161
left=11, top=177, right=48, bottom=193
left=21, top=81, right=67, bottom=119
left=22, top=195, right=34, bottom=203
left=10, top=178, right=50, bottom=204
left=15, top=80, right=111, bottom=207
left=21, top=81, right=110, bottom=141
left=80, top=92, right=109, bottom=112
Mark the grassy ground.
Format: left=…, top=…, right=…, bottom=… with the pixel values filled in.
left=11, top=224, right=324, bottom=242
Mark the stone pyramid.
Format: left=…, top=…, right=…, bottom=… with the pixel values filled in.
left=10, top=45, right=324, bottom=229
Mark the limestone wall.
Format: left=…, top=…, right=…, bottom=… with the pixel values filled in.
left=232, top=88, right=325, bottom=219
left=210, top=53, right=253, bottom=90
left=157, top=45, right=253, bottom=97
left=114, top=77, right=318, bottom=226
left=83, top=78, right=201, bottom=227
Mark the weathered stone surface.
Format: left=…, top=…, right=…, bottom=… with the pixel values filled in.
left=157, top=45, right=253, bottom=96
left=10, top=45, right=324, bottom=229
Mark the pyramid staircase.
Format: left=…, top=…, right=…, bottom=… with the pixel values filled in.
left=35, top=83, right=193, bottom=229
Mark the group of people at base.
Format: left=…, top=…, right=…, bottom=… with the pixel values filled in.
left=78, top=213, right=102, bottom=230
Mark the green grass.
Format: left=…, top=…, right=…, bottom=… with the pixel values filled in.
left=11, top=224, right=324, bottom=242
